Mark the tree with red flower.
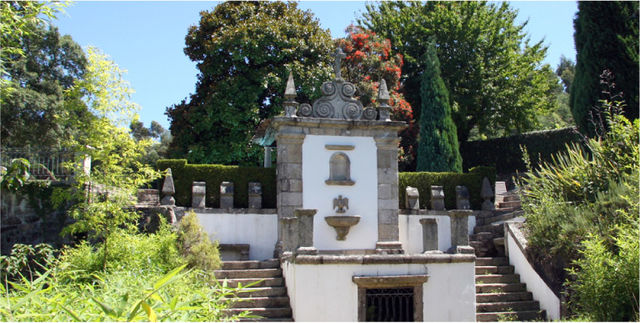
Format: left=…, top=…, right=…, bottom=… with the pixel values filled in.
left=336, top=25, right=417, bottom=170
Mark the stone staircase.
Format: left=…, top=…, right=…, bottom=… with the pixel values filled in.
left=472, top=188, right=546, bottom=321
left=215, top=259, right=293, bottom=321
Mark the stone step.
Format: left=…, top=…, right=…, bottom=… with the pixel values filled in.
left=476, top=257, right=508, bottom=266
left=483, top=210, right=524, bottom=225
left=498, top=200, right=522, bottom=209
left=475, top=266, right=514, bottom=275
left=476, top=274, right=520, bottom=284
left=226, top=307, right=292, bottom=319
left=236, top=287, right=287, bottom=298
left=476, top=283, right=527, bottom=293
left=469, top=231, right=495, bottom=242
left=226, top=296, right=290, bottom=308
left=477, top=300, right=540, bottom=313
left=477, top=291, right=533, bottom=303
left=476, top=310, right=545, bottom=322
left=500, top=194, right=521, bottom=202
left=221, top=277, right=284, bottom=288
left=215, top=268, right=282, bottom=279
left=473, top=223, right=504, bottom=235
left=222, top=259, right=280, bottom=270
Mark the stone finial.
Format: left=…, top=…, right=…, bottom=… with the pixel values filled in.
left=481, top=177, right=495, bottom=211
left=455, top=185, right=470, bottom=210
left=430, top=185, right=446, bottom=210
left=160, top=168, right=175, bottom=206
left=333, top=47, right=346, bottom=80
left=248, top=182, right=262, bottom=209
left=377, top=79, right=392, bottom=121
left=220, top=181, right=234, bottom=209
left=285, top=72, right=296, bottom=100
left=405, top=186, right=420, bottom=210
left=283, top=72, right=298, bottom=117
left=192, top=181, right=206, bottom=208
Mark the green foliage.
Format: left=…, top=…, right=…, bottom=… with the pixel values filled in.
left=157, top=159, right=276, bottom=208
left=520, top=102, right=639, bottom=319
left=0, top=243, right=56, bottom=284
left=360, top=1, right=558, bottom=142
left=556, top=55, right=575, bottom=94
left=460, top=127, right=583, bottom=174
left=0, top=158, right=31, bottom=192
left=571, top=1, right=639, bottom=136
left=0, top=225, right=247, bottom=322
left=55, top=47, right=160, bottom=270
left=416, top=41, right=461, bottom=172
left=130, top=120, right=173, bottom=166
left=166, top=1, right=333, bottom=165
left=176, top=212, right=221, bottom=271
left=1, top=5, right=88, bottom=148
left=398, top=166, right=495, bottom=210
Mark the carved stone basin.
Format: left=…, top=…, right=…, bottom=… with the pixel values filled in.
left=325, top=215, right=361, bottom=240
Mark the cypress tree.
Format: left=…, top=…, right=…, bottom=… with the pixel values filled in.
left=571, top=1, right=639, bottom=136
left=416, top=42, right=462, bottom=172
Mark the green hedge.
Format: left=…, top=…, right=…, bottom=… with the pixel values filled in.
left=158, top=159, right=494, bottom=210
left=460, top=127, right=584, bottom=174
left=398, top=166, right=495, bottom=210
left=156, top=159, right=276, bottom=208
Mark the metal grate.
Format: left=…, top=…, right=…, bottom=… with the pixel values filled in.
left=365, top=288, right=414, bottom=321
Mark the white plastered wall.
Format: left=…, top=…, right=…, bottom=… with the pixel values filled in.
left=399, top=214, right=476, bottom=254
left=196, top=212, right=277, bottom=260
left=302, top=135, right=378, bottom=250
left=282, top=261, right=476, bottom=322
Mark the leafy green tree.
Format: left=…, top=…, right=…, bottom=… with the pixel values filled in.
left=130, top=120, right=172, bottom=165
left=416, top=42, right=461, bottom=172
left=570, top=1, right=639, bottom=136
left=166, top=1, right=333, bottom=165
left=556, top=55, right=575, bottom=93
left=1, top=18, right=87, bottom=148
left=360, top=1, right=558, bottom=142
left=57, top=47, right=159, bottom=269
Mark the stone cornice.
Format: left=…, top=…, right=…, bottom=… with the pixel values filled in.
left=293, top=253, right=475, bottom=265
left=353, top=274, right=429, bottom=288
left=270, top=116, right=407, bottom=132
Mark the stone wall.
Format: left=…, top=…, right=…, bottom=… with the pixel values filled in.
left=1, top=185, right=71, bottom=255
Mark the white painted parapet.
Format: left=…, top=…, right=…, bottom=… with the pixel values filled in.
left=281, top=254, right=476, bottom=322
left=505, top=221, right=561, bottom=320
left=398, top=210, right=477, bottom=254
left=185, top=208, right=277, bottom=260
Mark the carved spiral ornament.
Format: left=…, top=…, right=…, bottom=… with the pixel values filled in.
left=341, top=82, right=356, bottom=97
left=315, top=102, right=334, bottom=118
left=343, top=103, right=361, bottom=120
left=298, top=103, right=313, bottom=117
left=362, top=107, right=377, bottom=120
left=321, top=82, right=336, bottom=96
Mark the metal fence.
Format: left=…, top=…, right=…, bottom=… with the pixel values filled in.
left=0, top=148, right=75, bottom=181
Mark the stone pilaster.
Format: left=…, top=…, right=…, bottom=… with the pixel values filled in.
left=295, top=209, right=318, bottom=255
left=280, top=216, right=299, bottom=253
left=448, top=209, right=473, bottom=254
left=274, top=130, right=305, bottom=257
left=374, top=135, right=403, bottom=253
left=419, top=218, right=438, bottom=252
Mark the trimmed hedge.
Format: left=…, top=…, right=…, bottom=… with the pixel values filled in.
left=398, top=166, right=496, bottom=210
left=157, top=159, right=494, bottom=210
left=157, top=159, right=276, bottom=208
left=460, top=127, right=584, bottom=174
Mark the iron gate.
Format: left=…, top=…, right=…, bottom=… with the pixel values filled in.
left=365, top=288, right=414, bottom=321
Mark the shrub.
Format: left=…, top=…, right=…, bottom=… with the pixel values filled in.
left=460, top=127, right=584, bottom=174
left=157, top=159, right=276, bottom=208
left=177, top=211, right=221, bottom=271
left=520, top=104, right=639, bottom=319
left=0, top=243, right=56, bottom=283
left=398, top=166, right=495, bottom=209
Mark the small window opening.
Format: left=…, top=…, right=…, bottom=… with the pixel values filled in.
left=365, top=288, right=415, bottom=321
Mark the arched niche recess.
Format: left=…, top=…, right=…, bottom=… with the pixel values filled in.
left=326, top=152, right=355, bottom=186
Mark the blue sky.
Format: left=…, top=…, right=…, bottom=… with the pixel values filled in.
left=54, top=1, right=578, bottom=130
